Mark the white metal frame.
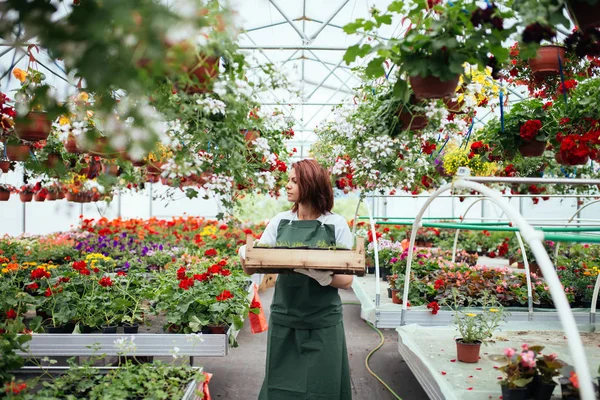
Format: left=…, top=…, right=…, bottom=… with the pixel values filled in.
left=400, top=178, right=596, bottom=400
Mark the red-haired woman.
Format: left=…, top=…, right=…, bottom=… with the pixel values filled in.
left=240, top=159, right=354, bottom=400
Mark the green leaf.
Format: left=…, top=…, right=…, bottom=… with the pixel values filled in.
left=365, top=57, right=386, bottom=78
left=343, top=19, right=365, bottom=34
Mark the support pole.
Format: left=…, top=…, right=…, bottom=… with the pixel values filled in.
left=148, top=182, right=153, bottom=218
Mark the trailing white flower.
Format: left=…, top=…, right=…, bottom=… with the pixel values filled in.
left=195, top=97, right=226, bottom=115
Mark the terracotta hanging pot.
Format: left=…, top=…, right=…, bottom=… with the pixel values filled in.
left=518, top=140, right=546, bottom=157
left=410, top=74, right=460, bottom=100
left=0, top=160, right=10, bottom=173
left=6, top=144, right=30, bottom=162
left=89, top=137, right=121, bottom=158
left=64, top=135, right=82, bottom=154
left=132, top=160, right=147, bottom=167
left=528, top=45, right=566, bottom=78
left=0, top=191, right=10, bottom=201
left=44, top=154, right=62, bottom=169
left=66, top=193, right=82, bottom=202
left=241, top=129, right=260, bottom=144
left=46, top=193, right=57, bottom=201
left=146, top=162, right=164, bottom=175
left=398, top=109, right=428, bottom=131
left=456, top=339, right=481, bottom=363
left=566, top=0, right=600, bottom=31
left=15, top=111, right=52, bottom=142
left=185, top=55, right=220, bottom=94
left=58, top=192, right=66, bottom=200
left=146, top=173, right=160, bottom=183
left=34, top=192, right=46, bottom=202
left=443, top=97, right=465, bottom=114
left=102, top=164, right=119, bottom=176
left=20, top=193, right=33, bottom=202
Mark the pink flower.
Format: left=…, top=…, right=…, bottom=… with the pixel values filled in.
left=546, top=353, right=558, bottom=361
left=504, top=348, right=516, bottom=358
left=521, top=344, right=529, bottom=351
left=520, top=351, right=536, bottom=368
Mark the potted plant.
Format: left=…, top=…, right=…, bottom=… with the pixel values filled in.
left=498, top=345, right=538, bottom=400
left=444, top=289, right=508, bottom=363
left=18, top=184, right=36, bottom=202
left=0, top=184, right=13, bottom=201
left=343, top=1, right=515, bottom=99
left=12, top=68, right=52, bottom=142
left=4, top=136, right=30, bottom=162
left=532, top=347, right=566, bottom=400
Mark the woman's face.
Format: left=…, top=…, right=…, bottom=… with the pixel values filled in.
left=286, top=168, right=299, bottom=203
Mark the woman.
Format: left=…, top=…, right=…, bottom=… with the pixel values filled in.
left=240, top=159, right=354, bottom=400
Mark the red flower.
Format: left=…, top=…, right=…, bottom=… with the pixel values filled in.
left=220, top=269, right=231, bottom=276
left=421, top=141, right=437, bottom=155
left=177, top=267, right=187, bottom=280
left=72, top=260, right=87, bottom=271
left=427, top=301, right=440, bottom=315
left=421, top=175, right=432, bottom=189
left=179, top=278, right=195, bottom=290
left=193, top=273, right=209, bottom=282
left=250, top=299, right=261, bottom=309
left=519, top=119, right=542, bottom=141
left=98, top=276, right=113, bottom=287
left=559, top=117, right=571, bottom=125
left=25, top=282, right=39, bottom=291
left=434, top=279, right=445, bottom=290
left=542, top=101, right=553, bottom=110
left=204, top=248, right=217, bottom=257
left=207, top=264, right=221, bottom=274
left=44, top=287, right=52, bottom=297
left=117, top=271, right=127, bottom=276
left=216, top=290, right=234, bottom=301
left=558, top=79, right=577, bottom=94
left=5, top=309, right=17, bottom=319
left=79, top=268, right=91, bottom=276
left=4, top=382, right=27, bottom=395
left=30, top=268, right=51, bottom=280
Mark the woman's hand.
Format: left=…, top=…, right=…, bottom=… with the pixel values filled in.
left=329, top=274, right=353, bottom=290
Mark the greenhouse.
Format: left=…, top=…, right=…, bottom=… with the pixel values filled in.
left=1, top=0, right=600, bottom=399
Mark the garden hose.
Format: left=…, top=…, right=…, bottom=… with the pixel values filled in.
left=342, top=302, right=403, bottom=400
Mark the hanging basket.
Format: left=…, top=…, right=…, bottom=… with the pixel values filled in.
left=185, top=55, right=220, bottom=94
left=555, top=151, right=589, bottom=166
left=518, top=140, right=546, bottom=157
left=102, top=164, right=119, bottom=176
left=66, top=192, right=87, bottom=203
left=443, top=97, right=465, bottom=114
left=409, top=74, right=460, bottom=100
left=241, top=129, right=260, bottom=144
left=146, top=173, right=160, bottom=183
left=43, top=154, right=62, bottom=169
left=34, top=192, right=46, bottom=202
left=64, top=135, right=82, bottom=154
left=528, top=45, right=566, bottom=78
left=398, top=109, right=428, bottom=131
left=0, top=161, right=10, bottom=173
left=88, top=137, right=121, bottom=158
left=19, top=193, right=33, bottom=202
left=15, top=112, right=52, bottom=142
left=6, top=144, right=30, bottom=162
left=566, top=0, right=600, bottom=31
left=0, top=191, right=10, bottom=201
left=146, top=162, right=164, bottom=175
left=46, top=193, right=57, bottom=201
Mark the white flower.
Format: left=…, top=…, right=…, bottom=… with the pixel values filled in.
left=114, top=336, right=137, bottom=353
left=186, top=333, right=205, bottom=345
left=170, top=346, right=181, bottom=359
left=195, top=97, right=226, bottom=115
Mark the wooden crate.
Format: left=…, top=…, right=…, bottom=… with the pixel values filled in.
left=244, top=236, right=365, bottom=276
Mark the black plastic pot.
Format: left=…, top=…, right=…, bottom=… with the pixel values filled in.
left=367, top=266, right=375, bottom=274
left=387, top=287, right=392, bottom=298
left=501, top=384, right=532, bottom=400
left=101, top=324, right=118, bottom=334
left=122, top=323, right=139, bottom=334
left=380, top=267, right=390, bottom=281
left=531, top=376, right=556, bottom=400
left=45, top=325, right=65, bottom=333
left=80, top=325, right=95, bottom=334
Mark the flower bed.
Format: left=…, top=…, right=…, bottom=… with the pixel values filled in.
left=0, top=217, right=265, bottom=336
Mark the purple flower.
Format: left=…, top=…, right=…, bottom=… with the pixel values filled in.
left=124, top=261, right=131, bottom=269
left=390, top=257, right=399, bottom=263
left=75, top=242, right=83, bottom=250
left=159, top=244, right=164, bottom=251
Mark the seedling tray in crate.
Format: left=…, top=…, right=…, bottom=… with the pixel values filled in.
left=245, top=236, right=365, bottom=276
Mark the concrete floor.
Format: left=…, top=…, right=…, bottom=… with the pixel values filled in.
left=200, top=286, right=429, bottom=400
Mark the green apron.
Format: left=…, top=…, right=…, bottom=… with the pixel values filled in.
left=259, top=218, right=352, bottom=400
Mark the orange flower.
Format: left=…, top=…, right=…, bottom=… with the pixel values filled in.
left=12, top=68, right=28, bottom=83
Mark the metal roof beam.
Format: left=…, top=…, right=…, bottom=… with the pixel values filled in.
left=308, top=0, right=351, bottom=42
left=244, top=20, right=289, bottom=33
left=302, top=79, right=354, bottom=94
left=238, top=45, right=349, bottom=51
left=307, top=50, right=355, bottom=94
left=308, top=18, right=391, bottom=41
left=267, top=0, right=309, bottom=43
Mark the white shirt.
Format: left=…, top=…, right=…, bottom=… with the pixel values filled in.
left=258, top=210, right=354, bottom=249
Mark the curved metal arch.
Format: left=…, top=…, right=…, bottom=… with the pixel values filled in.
left=400, top=179, right=596, bottom=400
left=451, top=197, right=534, bottom=315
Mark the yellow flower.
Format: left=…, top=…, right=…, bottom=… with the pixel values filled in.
left=1, top=268, right=8, bottom=274
left=13, top=68, right=28, bottom=83
left=489, top=308, right=499, bottom=313
left=77, top=92, right=89, bottom=102
left=59, top=115, right=71, bottom=126
left=465, top=313, right=477, bottom=317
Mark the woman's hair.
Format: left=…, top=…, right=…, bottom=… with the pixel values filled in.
left=291, top=159, right=334, bottom=214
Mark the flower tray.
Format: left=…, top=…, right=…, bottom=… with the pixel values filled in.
left=244, top=236, right=366, bottom=276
